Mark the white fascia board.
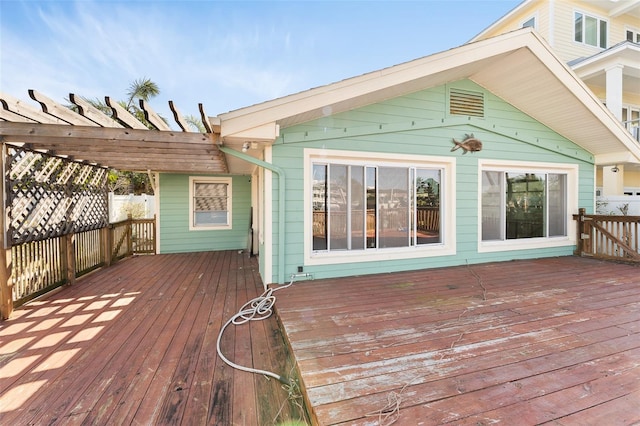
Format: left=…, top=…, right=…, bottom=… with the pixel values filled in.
left=595, top=151, right=640, bottom=166
left=221, top=122, right=279, bottom=141
left=609, top=0, right=640, bottom=17
left=571, top=43, right=640, bottom=78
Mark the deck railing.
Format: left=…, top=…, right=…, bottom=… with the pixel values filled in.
left=573, top=208, right=640, bottom=262
left=313, top=207, right=440, bottom=236
left=11, top=216, right=156, bottom=308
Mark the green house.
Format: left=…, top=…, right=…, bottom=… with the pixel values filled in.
left=157, top=28, right=640, bottom=285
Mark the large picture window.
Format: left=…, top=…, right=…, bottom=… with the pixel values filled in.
left=481, top=170, right=567, bottom=241
left=312, top=163, right=442, bottom=252
left=189, top=177, right=232, bottom=230
left=574, top=11, right=607, bottom=48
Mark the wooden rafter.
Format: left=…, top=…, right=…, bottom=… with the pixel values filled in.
left=0, top=90, right=227, bottom=174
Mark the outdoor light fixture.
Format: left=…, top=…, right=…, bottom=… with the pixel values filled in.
left=242, top=142, right=250, bottom=153
left=611, top=165, right=619, bottom=173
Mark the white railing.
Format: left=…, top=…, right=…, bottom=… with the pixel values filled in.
left=623, top=118, right=639, bottom=142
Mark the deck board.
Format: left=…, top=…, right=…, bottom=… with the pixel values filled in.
left=0, top=251, right=308, bottom=425
left=275, top=256, right=640, bottom=425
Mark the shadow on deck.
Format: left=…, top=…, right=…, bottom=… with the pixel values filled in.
left=276, top=256, right=640, bottom=425
left=3, top=252, right=640, bottom=425
left=0, top=251, right=309, bottom=425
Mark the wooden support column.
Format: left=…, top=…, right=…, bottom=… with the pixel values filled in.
left=0, top=144, right=13, bottom=319
left=575, top=208, right=585, bottom=256
left=62, top=234, right=76, bottom=285
left=102, top=226, right=112, bottom=267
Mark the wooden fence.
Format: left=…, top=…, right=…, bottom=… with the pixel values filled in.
left=313, top=207, right=440, bottom=237
left=573, top=208, right=640, bottom=262
left=11, top=217, right=156, bottom=308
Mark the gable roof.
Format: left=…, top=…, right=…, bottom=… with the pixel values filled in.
left=217, top=27, right=640, bottom=166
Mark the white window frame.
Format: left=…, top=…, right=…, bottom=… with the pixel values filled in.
left=189, top=176, right=232, bottom=231
left=625, top=27, right=640, bottom=43
left=478, top=159, right=578, bottom=253
left=573, top=10, right=608, bottom=49
left=304, top=148, right=456, bottom=266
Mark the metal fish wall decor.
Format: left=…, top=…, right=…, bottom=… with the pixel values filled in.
left=451, top=133, right=482, bottom=154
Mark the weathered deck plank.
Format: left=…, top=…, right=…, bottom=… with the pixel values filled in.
left=0, top=251, right=308, bottom=425
left=276, top=256, right=640, bottom=425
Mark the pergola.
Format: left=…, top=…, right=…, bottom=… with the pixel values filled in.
left=0, top=90, right=227, bottom=173
left=0, top=89, right=229, bottom=318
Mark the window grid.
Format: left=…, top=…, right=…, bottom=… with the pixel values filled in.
left=574, top=11, right=607, bottom=48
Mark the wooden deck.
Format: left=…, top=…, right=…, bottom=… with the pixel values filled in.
left=276, top=256, right=640, bottom=425
left=0, top=251, right=308, bottom=425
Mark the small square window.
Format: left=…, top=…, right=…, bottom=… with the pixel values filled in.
left=189, top=177, right=232, bottom=230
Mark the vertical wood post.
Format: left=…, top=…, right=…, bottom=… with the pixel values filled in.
left=127, top=214, right=133, bottom=256
left=575, top=208, right=585, bottom=256
left=102, top=226, right=112, bottom=267
left=63, top=233, right=76, bottom=285
left=0, top=144, right=13, bottom=319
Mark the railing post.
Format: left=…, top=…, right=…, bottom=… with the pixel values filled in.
left=127, top=214, right=133, bottom=257
left=575, top=208, right=585, bottom=256
left=102, top=225, right=112, bottom=267
left=0, top=146, right=12, bottom=319
left=0, top=245, right=12, bottom=320
left=63, top=233, right=76, bottom=285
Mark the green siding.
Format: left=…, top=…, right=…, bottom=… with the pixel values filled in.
left=158, top=174, right=251, bottom=253
left=268, top=80, right=595, bottom=283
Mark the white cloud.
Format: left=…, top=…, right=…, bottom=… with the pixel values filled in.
left=1, top=0, right=304, bottom=120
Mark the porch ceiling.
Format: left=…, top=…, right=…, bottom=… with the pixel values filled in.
left=0, top=91, right=230, bottom=174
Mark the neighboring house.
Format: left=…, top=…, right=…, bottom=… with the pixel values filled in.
left=470, top=0, right=640, bottom=196
left=156, top=29, right=640, bottom=284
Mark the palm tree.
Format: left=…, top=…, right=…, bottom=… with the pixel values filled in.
left=67, top=78, right=163, bottom=195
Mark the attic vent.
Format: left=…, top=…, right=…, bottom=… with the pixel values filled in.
left=449, top=89, right=484, bottom=118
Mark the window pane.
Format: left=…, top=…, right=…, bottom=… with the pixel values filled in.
left=548, top=174, right=567, bottom=236
left=627, top=30, right=634, bottom=42
left=350, top=166, right=365, bottom=250
left=377, top=167, right=409, bottom=248
left=506, top=173, right=545, bottom=239
left=482, top=171, right=503, bottom=241
left=366, top=167, right=377, bottom=248
left=194, top=182, right=228, bottom=226
left=312, top=164, right=327, bottom=251
left=574, top=13, right=583, bottom=42
left=329, top=164, right=348, bottom=250
left=522, top=17, right=535, bottom=28
left=599, top=20, right=607, bottom=48
left=585, top=16, right=597, bottom=46
left=194, top=211, right=228, bottom=225
left=415, top=169, right=441, bottom=244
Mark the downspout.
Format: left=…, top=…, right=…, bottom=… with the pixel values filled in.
left=218, top=145, right=286, bottom=284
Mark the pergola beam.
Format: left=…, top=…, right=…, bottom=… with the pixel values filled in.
left=0, top=121, right=214, bottom=144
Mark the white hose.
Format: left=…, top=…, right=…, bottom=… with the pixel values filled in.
left=216, top=277, right=294, bottom=385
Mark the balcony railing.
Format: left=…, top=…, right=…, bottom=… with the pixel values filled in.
left=9, top=216, right=156, bottom=310
left=623, top=118, right=639, bottom=142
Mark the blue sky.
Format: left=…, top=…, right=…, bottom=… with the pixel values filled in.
left=1, top=0, right=521, bottom=124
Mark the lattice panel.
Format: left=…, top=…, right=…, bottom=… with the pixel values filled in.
left=6, top=146, right=109, bottom=245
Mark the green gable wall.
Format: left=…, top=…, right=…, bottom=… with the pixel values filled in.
left=158, top=173, right=252, bottom=253
left=267, top=80, right=595, bottom=283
